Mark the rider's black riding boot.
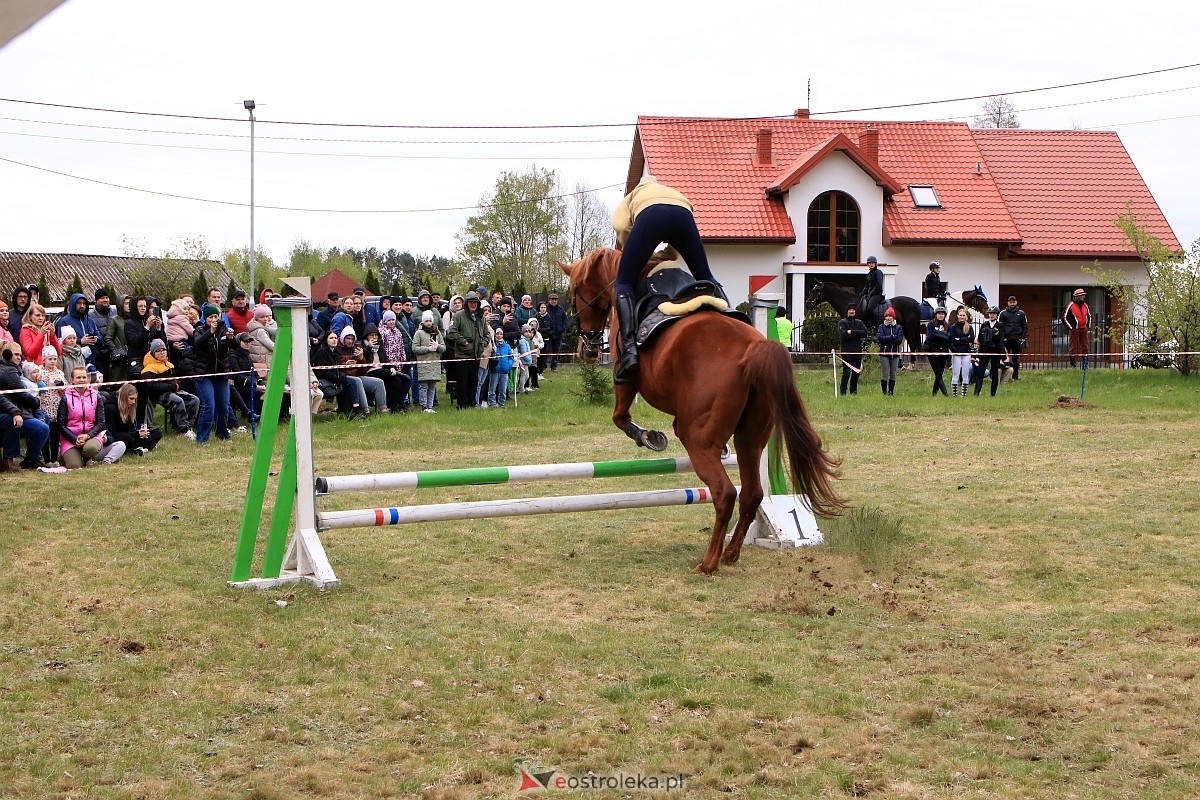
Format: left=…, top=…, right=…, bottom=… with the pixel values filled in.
left=887, top=380, right=895, bottom=396
left=613, top=293, right=640, bottom=384
left=881, top=380, right=888, bottom=395
left=712, top=283, right=730, bottom=307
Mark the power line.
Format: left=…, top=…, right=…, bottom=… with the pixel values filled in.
left=1, top=62, right=1196, bottom=129
left=0, top=155, right=624, bottom=213
left=0, top=129, right=628, bottom=160
left=0, top=115, right=631, bottom=145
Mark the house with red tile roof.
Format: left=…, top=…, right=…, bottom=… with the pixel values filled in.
left=626, top=111, right=1180, bottom=356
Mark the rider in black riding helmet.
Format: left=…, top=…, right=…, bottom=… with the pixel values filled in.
left=860, top=256, right=884, bottom=315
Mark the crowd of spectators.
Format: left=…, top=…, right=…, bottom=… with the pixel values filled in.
left=0, top=281, right=574, bottom=473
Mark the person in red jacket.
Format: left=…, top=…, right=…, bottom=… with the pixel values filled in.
left=1063, top=288, right=1091, bottom=368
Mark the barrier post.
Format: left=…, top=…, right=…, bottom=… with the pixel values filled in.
left=229, top=294, right=338, bottom=589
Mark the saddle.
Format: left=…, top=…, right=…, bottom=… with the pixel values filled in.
left=632, top=264, right=749, bottom=347
left=858, top=296, right=888, bottom=325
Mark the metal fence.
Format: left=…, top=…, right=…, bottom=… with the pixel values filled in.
left=1023, top=316, right=1175, bottom=370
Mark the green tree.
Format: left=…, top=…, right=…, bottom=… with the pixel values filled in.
left=1087, top=215, right=1199, bottom=377
left=66, top=274, right=84, bottom=299
left=801, top=303, right=840, bottom=355
left=191, top=272, right=209, bottom=302
left=37, top=274, right=51, bottom=305
left=363, top=267, right=381, bottom=296
left=227, top=278, right=238, bottom=302
left=122, top=234, right=217, bottom=303
left=388, top=279, right=403, bottom=297
left=457, top=166, right=567, bottom=292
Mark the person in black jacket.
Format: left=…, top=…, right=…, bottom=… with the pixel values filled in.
left=837, top=307, right=869, bottom=396
left=925, top=307, right=952, bottom=396
left=998, top=295, right=1029, bottom=381
left=975, top=307, right=1006, bottom=397
left=876, top=308, right=905, bottom=396
left=103, top=382, right=162, bottom=456
left=0, top=343, right=50, bottom=470
left=948, top=307, right=975, bottom=398
left=189, top=304, right=232, bottom=443
left=922, top=261, right=945, bottom=303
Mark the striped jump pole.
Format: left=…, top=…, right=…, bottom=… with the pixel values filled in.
left=316, top=454, right=737, bottom=495
left=320, top=487, right=721, bottom=530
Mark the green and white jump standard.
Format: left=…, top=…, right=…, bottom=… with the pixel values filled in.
left=229, top=285, right=821, bottom=590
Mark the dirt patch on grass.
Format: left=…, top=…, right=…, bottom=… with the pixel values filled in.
left=1053, top=395, right=1094, bottom=408
left=757, top=552, right=935, bottom=620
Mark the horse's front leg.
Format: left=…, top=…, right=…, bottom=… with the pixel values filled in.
left=614, top=384, right=668, bottom=451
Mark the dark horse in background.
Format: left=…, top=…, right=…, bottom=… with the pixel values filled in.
left=806, top=282, right=923, bottom=364
left=560, top=247, right=845, bottom=575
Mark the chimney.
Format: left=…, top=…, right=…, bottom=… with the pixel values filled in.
left=859, top=126, right=879, bottom=165
left=756, top=128, right=773, bottom=166
left=794, top=108, right=810, bottom=119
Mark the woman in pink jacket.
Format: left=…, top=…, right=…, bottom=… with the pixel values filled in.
left=57, top=365, right=126, bottom=468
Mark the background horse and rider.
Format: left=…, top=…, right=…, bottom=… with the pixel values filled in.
left=805, top=281, right=990, bottom=362
left=560, top=247, right=844, bottom=574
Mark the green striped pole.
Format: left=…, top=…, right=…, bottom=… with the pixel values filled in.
left=315, top=453, right=738, bottom=495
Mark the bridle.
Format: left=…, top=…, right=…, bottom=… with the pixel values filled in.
left=569, top=279, right=613, bottom=362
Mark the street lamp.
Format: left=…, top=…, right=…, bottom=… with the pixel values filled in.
left=244, top=99, right=256, bottom=298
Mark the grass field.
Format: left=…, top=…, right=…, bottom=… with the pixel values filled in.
left=2, top=364, right=1198, bottom=799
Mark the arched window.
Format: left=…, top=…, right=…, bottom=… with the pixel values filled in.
left=807, top=192, right=860, bottom=263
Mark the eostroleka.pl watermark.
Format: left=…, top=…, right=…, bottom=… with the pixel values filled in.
left=516, top=761, right=686, bottom=793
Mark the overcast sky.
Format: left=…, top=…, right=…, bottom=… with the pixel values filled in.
left=1, top=0, right=1196, bottom=270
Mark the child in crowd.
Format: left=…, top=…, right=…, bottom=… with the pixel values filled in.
left=411, top=311, right=445, bottom=413
left=486, top=327, right=514, bottom=408
left=515, top=324, right=533, bottom=395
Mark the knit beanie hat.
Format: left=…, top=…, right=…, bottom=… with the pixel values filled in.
left=201, top=303, right=221, bottom=319
left=42, top=345, right=59, bottom=361
left=150, top=339, right=167, bottom=353
left=381, top=310, right=397, bottom=323
left=884, top=307, right=896, bottom=318
left=252, top=304, right=272, bottom=319
left=421, top=310, right=434, bottom=324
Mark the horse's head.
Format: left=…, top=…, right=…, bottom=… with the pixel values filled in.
left=558, top=247, right=619, bottom=363
left=804, top=282, right=825, bottom=311
left=966, top=285, right=989, bottom=313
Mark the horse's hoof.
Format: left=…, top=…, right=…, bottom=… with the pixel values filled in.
left=721, top=551, right=741, bottom=566
left=693, top=562, right=718, bottom=575
left=641, top=430, right=669, bottom=451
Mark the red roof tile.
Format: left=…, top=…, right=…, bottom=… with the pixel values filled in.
left=971, top=129, right=1180, bottom=255
left=632, top=116, right=1178, bottom=256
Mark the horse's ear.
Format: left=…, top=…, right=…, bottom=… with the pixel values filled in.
left=557, top=260, right=572, bottom=277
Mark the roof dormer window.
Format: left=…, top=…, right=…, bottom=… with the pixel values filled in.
left=909, top=185, right=941, bottom=208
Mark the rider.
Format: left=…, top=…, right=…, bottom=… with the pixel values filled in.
left=923, top=261, right=946, bottom=304
left=860, top=256, right=884, bottom=317
left=611, top=176, right=725, bottom=384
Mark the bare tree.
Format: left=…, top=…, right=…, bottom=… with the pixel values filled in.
left=972, top=95, right=1021, bottom=129
left=562, top=182, right=612, bottom=262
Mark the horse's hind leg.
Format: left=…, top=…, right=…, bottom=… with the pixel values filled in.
left=688, top=448, right=738, bottom=575
left=722, top=413, right=770, bottom=566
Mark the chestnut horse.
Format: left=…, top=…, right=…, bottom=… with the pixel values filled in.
left=559, top=247, right=844, bottom=574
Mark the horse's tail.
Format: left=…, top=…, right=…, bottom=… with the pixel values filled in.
left=745, top=340, right=846, bottom=518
